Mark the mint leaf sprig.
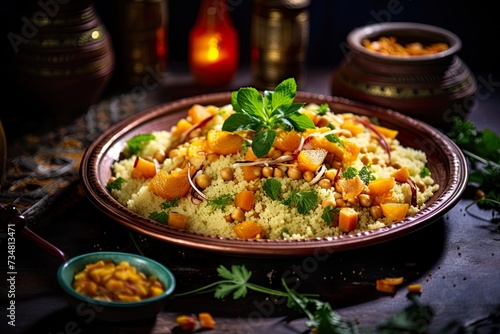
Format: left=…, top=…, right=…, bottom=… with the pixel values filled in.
left=222, top=78, right=316, bottom=158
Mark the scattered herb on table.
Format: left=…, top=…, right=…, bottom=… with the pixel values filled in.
left=447, top=117, right=500, bottom=230
left=171, top=264, right=500, bottom=334
left=222, top=78, right=316, bottom=158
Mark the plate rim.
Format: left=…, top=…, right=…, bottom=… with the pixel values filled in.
left=80, top=92, right=468, bottom=256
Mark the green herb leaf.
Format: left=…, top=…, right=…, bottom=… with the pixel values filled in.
left=161, top=196, right=180, bottom=210
left=317, top=103, right=330, bottom=115
left=342, top=167, right=357, bottom=179
left=359, top=165, right=375, bottom=184
left=321, top=205, right=340, bottom=226
left=148, top=211, right=169, bottom=224
left=214, top=265, right=252, bottom=299
left=263, top=178, right=281, bottom=200
left=126, top=133, right=155, bottom=155
left=207, top=194, right=234, bottom=210
left=282, top=189, right=318, bottom=214
left=223, top=78, right=314, bottom=158
left=252, top=129, right=277, bottom=158
left=106, top=177, right=125, bottom=191
left=325, top=133, right=344, bottom=148
left=419, top=166, right=431, bottom=178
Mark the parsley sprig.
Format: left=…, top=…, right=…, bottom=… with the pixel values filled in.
left=447, top=117, right=500, bottom=223
left=171, top=265, right=356, bottom=333
left=222, top=78, right=315, bottom=158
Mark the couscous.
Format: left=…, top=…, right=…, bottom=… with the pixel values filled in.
left=107, top=79, right=439, bottom=240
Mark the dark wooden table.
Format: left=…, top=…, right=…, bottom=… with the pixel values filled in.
left=1, top=66, right=499, bottom=334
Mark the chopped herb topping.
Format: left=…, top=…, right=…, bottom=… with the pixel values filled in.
left=359, top=165, right=376, bottom=184
left=322, top=205, right=340, bottom=226
left=325, top=133, right=344, bottom=147
left=282, top=189, right=318, bottom=214
left=149, top=211, right=168, bottom=224
left=207, top=194, right=234, bottom=210
left=342, top=167, right=358, bottom=179
left=126, top=133, right=156, bottom=155
left=419, top=166, right=431, bottom=178
left=106, top=177, right=125, bottom=191
left=263, top=178, right=281, bottom=200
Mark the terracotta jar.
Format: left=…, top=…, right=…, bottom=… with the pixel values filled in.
left=331, top=22, right=477, bottom=129
left=10, top=0, right=114, bottom=123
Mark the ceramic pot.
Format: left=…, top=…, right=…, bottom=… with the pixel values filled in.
left=11, top=0, right=114, bottom=123
left=331, top=22, right=477, bottom=129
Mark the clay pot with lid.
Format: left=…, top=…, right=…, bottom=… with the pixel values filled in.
left=330, top=22, right=476, bottom=129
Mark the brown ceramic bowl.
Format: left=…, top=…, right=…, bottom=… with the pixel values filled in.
left=331, top=22, right=477, bottom=129
left=80, top=92, right=467, bottom=257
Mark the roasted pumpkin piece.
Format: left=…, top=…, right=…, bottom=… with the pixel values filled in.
left=338, top=207, right=358, bottom=232
left=273, top=130, right=302, bottom=152
left=376, top=276, right=404, bottom=294
left=338, top=176, right=365, bottom=201
left=391, top=167, right=410, bottom=182
left=131, top=156, right=157, bottom=179
left=207, top=130, right=244, bottom=155
left=308, top=135, right=344, bottom=159
left=176, top=315, right=196, bottom=331
left=148, top=165, right=197, bottom=200
left=297, top=148, right=327, bottom=172
left=233, top=220, right=263, bottom=239
left=188, top=104, right=213, bottom=124
left=368, top=177, right=395, bottom=196
left=199, top=312, right=216, bottom=329
left=241, top=165, right=261, bottom=182
left=245, top=147, right=258, bottom=161
left=341, top=119, right=365, bottom=136
left=167, top=212, right=188, bottom=229
left=235, top=190, right=255, bottom=211
left=172, top=119, right=193, bottom=138
left=374, top=125, right=398, bottom=139
left=380, top=202, right=409, bottom=221
left=342, top=140, right=360, bottom=164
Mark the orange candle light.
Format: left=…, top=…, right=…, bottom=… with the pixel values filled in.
left=189, top=0, right=239, bottom=86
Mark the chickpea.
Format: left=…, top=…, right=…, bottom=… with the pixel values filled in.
left=188, top=128, right=202, bottom=139
left=153, top=150, right=166, bottom=164
left=370, top=206, right=383, bottom=219
left=360, top=155, right=370, bottom=166
left=347, top=196, right=359, bottom=206
left=273, top=168, right=285, bottom=178
left=196, top=174, right=211, bottom=189
left=358, top=194, right=372, bottom=207
left=316, top=116, right=330, bottom=128
left=224, top=215, right=233, bottom=223
left=231, top=208, right=245, bottom=222
left=262, top=166, right=274, bottom=178
left=268, top=148, right=282, bottom=160
left=303, top=170, right=314, bottom=182
left=322, top=197, right=336, bottom=208
left=206, top=153, right=219, bottom=164
left=392, top=162, right=402, bottom=169
left=331, top=160, right=342, bottom=169
left=287, top=167, right=302, bottom=180
left=336, top=198, right=346, bottom=207
left=324, top=169, right=337, bottom=182
left=318, top=178, right=331, bottom=189
left=168, top=149, right=179, bottom=159
left=220, top=167, right=234, bottom=181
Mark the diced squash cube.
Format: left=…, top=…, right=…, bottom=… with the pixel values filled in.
left=338, top=207, right=358, bottom=233
left=131, top=156, right=156, bottom=179
left=374, top=125, right=398, bottom=139
left=235, top=190, right=255, bottom=211
left=188, top=104, right=213, bottom=124
left=168, top=212, right=188, bottom=229
left=391, top=167, right=410, bottom=182
left=199, top=312, right=216, bottom=329
left=380, top=202, right=409, bottom=221
left=233, top=221, right=263, bottom=239
left=273, top=130, right=302, bottom=152
left=368, top=177, right=395, bottom=196
left=241, top=166, right=261, bottom=182
left=148, top=165, right=197, bottom=200
left=297, top=148, right=328, bottom=172
left=207, top=130, right=244, bottom=155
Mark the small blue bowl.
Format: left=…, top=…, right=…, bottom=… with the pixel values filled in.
left=57, top=251, right=176, bottom=322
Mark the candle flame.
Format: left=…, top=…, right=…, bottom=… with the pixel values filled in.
left=207, top=37, right=220, bottom=62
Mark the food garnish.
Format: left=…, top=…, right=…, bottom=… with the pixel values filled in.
left=447, top=117, right=500, bottom=231
left=362, top=36, right=449, bottom=56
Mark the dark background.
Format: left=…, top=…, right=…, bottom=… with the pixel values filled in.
left=2, top=0, right=499, bottom=129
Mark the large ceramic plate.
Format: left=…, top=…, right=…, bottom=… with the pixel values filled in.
left=80, top=92, right=467, bottom=256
